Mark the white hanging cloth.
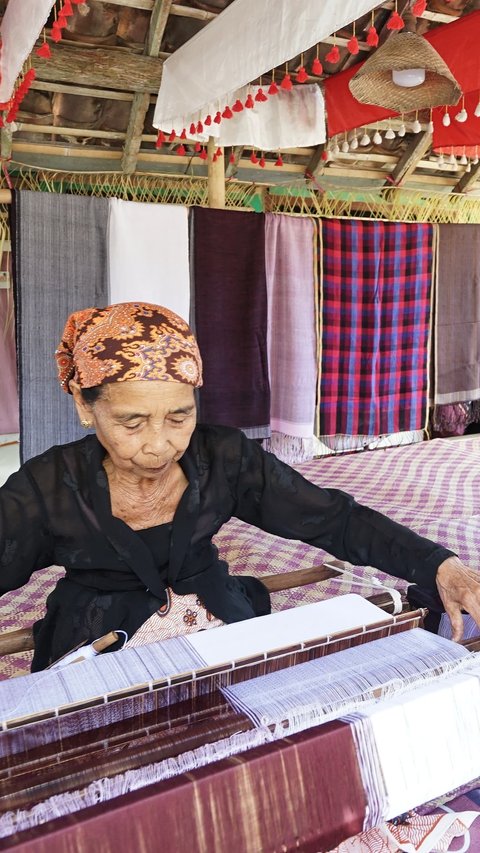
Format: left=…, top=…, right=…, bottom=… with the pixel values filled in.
left=0, top=0, right=54, bottom=102
left=153, top=0, right=380, bottom=136
left=108, top=199, right=191, bottom=322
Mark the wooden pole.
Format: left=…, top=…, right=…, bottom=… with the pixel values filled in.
left=207, top=136, right=225, bottom=209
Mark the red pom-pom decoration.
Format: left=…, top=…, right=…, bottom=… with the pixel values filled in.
left=215, top=147, right=222, bottom=157
left=275, top=154, right=284, bottom=167
left=296, top=66, right=308, bottom=83
left=213, top=111, right=222, bottom=124
left=204, top=114, right=212, bottom=126
left=62, top=0, right=74, bottom=15
left=36, top=42, right=52, bottom=59
left=325, top=45, right=340, bottom=64
left=199, top=147, right=208, bottom=160
left=176, top=144, right=186, bottom=156
left=387, top=11, right=404, bottom=30
left=222, top=105, right=233, bottom=119
left=412, top=0, right=427, bottom=15
left=255, top=88, right=268, bottom=102
left=366, top=26, right=379, bottom=47
left=168, top=130, right=176, bottom=142
left=194, top=141, right=202, bottom=152
left=259, top=156, right=266, bottom=168
left=245, top=93, right=255, bottom=108
left=347, top=36, right=359, bottom=55
left=155, top=130, right=165, bottom=148
left=250, top=151, right=258, bottom=164
left=268, top=80, right=279, bottom=95
left=280, top=72, right=293, bottom=91
left=51, top=26, right=62, bottom=42
left=229, top=152, right=235, bottom=164
left=180, top=128, right=187, bottom=140
left=232, top=99, right=244, bottom=112
left=196, top=120, right=203, bottom=133
left=189, top=122, right=196, bottom=135
left=311, top=57, right=323, bottom=75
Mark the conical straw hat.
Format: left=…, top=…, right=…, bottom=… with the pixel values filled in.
left=349, top=31, right=462, bottom=112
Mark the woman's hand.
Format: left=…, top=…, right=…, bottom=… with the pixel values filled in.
left=436, top=556, right=480, bottom=641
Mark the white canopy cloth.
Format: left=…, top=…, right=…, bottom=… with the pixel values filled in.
left=185, top=85, right=326, bottom=150
left=0, top=0, right=54, bottom=102
left=153, top=0, right=381, bottom=136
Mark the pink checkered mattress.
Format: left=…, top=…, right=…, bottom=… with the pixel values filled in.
left=1, top=436, right=479, bottom=678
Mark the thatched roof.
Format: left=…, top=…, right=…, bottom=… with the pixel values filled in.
left=4, top=0, right=480, bottom=207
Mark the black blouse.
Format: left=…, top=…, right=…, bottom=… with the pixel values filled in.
left=0, top=425, right=453, bottom=670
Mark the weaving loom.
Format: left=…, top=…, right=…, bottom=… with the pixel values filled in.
left=1, top=595, right=479, bottom=852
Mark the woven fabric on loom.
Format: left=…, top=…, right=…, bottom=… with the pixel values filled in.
left=318, top=219, right=435, bottom=437
left=191, top=206, right=270, bottom=438
left=11, top=191, right=109, bottom=462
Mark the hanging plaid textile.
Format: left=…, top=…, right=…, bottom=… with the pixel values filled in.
left=318, top=219, right=435, bottom=437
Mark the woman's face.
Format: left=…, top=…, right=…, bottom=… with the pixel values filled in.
left=72, top=379, right=196, bottom=480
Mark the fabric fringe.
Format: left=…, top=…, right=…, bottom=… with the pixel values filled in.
left=0, top=726, right=273, bottom=838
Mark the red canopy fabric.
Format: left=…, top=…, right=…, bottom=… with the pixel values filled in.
left=325, top=10, right=480, bottom=137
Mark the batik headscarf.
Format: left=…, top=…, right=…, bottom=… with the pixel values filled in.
left=55, top=302, right=203, bottom=393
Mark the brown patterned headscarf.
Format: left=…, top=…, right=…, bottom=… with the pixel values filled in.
left=55, top=302, right=203, bottom=393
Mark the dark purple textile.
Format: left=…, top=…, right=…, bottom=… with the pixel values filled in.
left=192, top=207, right=270, bottom=436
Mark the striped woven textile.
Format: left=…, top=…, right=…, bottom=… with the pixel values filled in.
left=318, top=219, right=435, bottom=437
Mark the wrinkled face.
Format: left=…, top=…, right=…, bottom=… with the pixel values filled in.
left=72, top=379, right=196, bottom=480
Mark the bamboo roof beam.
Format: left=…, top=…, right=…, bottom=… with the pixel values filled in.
left=454, top=161, right=480, bottom=193
left=383, top=131, right=433, bottom=187
left=122, top=0, right=173, bottom=173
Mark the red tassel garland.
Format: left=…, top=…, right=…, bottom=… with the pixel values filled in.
left=189, top=122, right=196, bottom=135
left=387, top=11, right=404, bottom=29
left=311, top=56, right=323, bottom=75
left=204, top=114, right=212, bottom=126
left=412, top=0, right=427, bottom=15
left=215, top=147, right=222, bottom=157
left=325, top=45, right=340, bottom=64
left=268, top=80, right=279, bottom=95
left=296, top=66, right=308, bottom=83
left=51, top=25, right=62, bottom=42
left=229, top=152, right=235, bottom=164
left=62, top=0, right=74, bottom=15
left=366, top=26, right=379, bottom=47
left=250, top=151, right=258, bottom=164
left=36, top=42, right=52, bottom=59
left=275, top=154, right=284, bottom=167
left=280, top=72, right=293, bottom=91
left=155, top=130, right=165, bottom=148
left=199, top=147, right=208, bottom=160
left=168, top=129, right=176, bottom=142
left=180, top=128, right=187, bottom=139
left=259, top=156, right=266, bottom=168
left=232, top=99, right=244, bottom=112
left=255, top=88, right=268, bottom=102
left=196, top=120, right=203, bottom=133
left=194, top=141, right=202, bottom=152
left=347, top=35, right=359, bottom=55
left=222, top=105, right=233, bottom=118
left=244, top=93, right=255, bottom=108
left=213, top=110, right=222, bottom=124
left=176, top=144, right=186, bottom=156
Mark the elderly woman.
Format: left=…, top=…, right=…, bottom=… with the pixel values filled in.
left=1, top=302, right=479, bottom=670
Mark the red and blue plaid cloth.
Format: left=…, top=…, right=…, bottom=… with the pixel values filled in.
left=318, top=219, right=434, bottom=436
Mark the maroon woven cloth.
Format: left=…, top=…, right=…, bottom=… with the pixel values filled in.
left=192, top=207, right=270, bottom=437
left=1, top=721, right=366, bottom=853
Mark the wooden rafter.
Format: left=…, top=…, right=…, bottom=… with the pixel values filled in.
left=305, top=143, right=327, bottom=180
left=454, top=160, right=480, bottom=193
left=121, top=0, right=173, bottom=173
left=383, top=131, right=433, bottom=187
left=35, top=44, right=162, bottom=93
left=225, top=146, right=244, bottom=179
